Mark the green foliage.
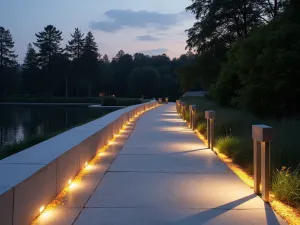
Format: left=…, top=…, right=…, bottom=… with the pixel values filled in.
left=272, top=167, right=300, bottom=207
left=196, top=122, right=207, bottom=136
left=216, top=136, right=241, bottom=158
left=184, top=109, right=190, bottom=122
left=181, top=96, right=300, bottom=171
left=185, top=0, right=278, bottom=53
left=215, top=3, right=300, bottom=117
left=127, top=67, right=161, bottom=97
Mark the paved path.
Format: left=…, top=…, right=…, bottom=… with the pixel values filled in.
left=36, top=103, right=286, bottom=225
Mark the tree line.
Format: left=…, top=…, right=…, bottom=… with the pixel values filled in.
left=0, top=26, right=195, bottom=100
left=180, top=0, right=299, bottom=118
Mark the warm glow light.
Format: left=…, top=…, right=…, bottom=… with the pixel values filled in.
left=32, top=104, right=154, bottom=225
left=69, top=182, right=77, bottom=189
left=194, top=130, right=300, bottom=225
left=39, top=206, right=45, bottom=213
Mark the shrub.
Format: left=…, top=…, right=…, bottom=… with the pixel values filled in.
left=197, top=122, right=207, bottom=136
left=102, top=96, right=118, bottom=106
left=272, top=167, right=300, bottom=208
left=184, top=109, right=190, bottom=122
left=216, top=135, right=241, bottom=158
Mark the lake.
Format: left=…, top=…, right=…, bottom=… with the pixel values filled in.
left=0, top=104, right=117, bottom=149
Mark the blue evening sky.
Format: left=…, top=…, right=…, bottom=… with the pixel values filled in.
left=1, top=0, right=195, bottom=63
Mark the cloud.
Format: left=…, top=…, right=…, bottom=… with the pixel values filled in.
left=90, top=9, right=185, bottom=32
left=136, top=35, right=160, bottom=41
left=140, top=48, right=168, bottom=56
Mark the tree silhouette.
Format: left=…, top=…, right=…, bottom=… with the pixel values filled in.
left=81, top=31, right=100, bottom=96
left=66, top=28, right=85, bottom=60
left=0, top=26, right=17, bottom=67
left=22, top=43, right=40, bottom=94
left=34, top=25, right=63, bottom=67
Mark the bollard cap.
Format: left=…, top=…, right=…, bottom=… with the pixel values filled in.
left=252, top=125, right=272, bottom=142
left=189, top=105, right=196, bottom=110
left=205, top=110, right=215, bottom=119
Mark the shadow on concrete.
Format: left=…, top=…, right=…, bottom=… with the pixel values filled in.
left=166, top=148, right=209, bottom=155
left=265, top=203, right=282, bottom=225
left=170, top=194, right=281, bottom=225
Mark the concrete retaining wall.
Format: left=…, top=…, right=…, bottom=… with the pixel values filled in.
left=0, top=101, right=158, bottom=225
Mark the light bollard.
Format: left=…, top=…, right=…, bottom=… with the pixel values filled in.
left=179, top=101, right=182, bottom=117
left=165, top=97, right=169, bottom=104
left=205, top=110, right=215, bottom=150
left=181, top=102, right=186, bottom=120
left=252, top=125, right=272, bottom=202
left=158, top=98, right=162, bottom=104
left=179, top=101, right=183, bottom=117
left=189, top=105, right=196, bottom=130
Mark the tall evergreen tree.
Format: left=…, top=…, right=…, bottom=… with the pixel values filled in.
left=0, top=26, right=18, bottom=96
left=34, top=25, right=63, bottom=67
left=0, top=26, right=17, bottom=67
left=102, top=54, right=110, bottom=63
left=81, top=31, right=100, bottom=96
left=66, top=28, right=85, bottom=60
left=33, top=25, right=63, bottom=95
left=22, top=43, right=40, bottom=94
left=66, top=28, right=85, bottom=96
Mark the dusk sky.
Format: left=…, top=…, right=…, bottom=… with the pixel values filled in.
left=1, top=0, right=195, bottom=63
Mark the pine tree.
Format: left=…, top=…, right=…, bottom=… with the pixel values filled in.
left=23, top=44, right=38, bottom=70
left=0, top=26, right=18, bottom=96
left=81, top=31, right=100, bottom=96
left=66, top=28, right=85, bottom=60
left=22, top=43, right=40, bottom=94
left=113, top=50, right=125, bottom=62
left=34, top=25, right=63, bottom=67
left=103, top=54, right=109, bottom=63
left=0, top=26, right=17, bottom=67
left=82, top=31, right=99, bottom=60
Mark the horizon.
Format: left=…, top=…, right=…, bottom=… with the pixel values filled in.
left=1, top=0, right=194, bottom=64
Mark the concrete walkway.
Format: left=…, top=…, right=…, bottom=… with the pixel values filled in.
left=36, top=103, right=286, bottom=225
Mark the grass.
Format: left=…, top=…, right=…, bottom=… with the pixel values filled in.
left=181, top=95, right=300, bottom=208
left=216, top=136, right=241, bottom=158
left=272, top=167, right=300, bottom=208
left=196, top=122, right=207, bottom=136
left=184, top=109, right=190, bottom=122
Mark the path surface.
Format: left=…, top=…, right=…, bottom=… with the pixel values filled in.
left=37, top=103, right=286, bottom=225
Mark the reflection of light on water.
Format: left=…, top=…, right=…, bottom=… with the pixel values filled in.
left=15, top=124, right=25, bottom=143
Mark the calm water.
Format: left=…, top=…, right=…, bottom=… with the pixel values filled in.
left=0, top=104, right=116, bottom=148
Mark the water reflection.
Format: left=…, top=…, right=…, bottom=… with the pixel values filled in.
left=0, top=105, right=115, bottom=148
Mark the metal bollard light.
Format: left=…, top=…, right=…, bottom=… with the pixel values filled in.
left=252, top=125, right=272, bottom=202
left=177, top=100, right=181, bottom=115
left=189, top=105, right=196, bottom=130
left=205, top=110, right=216, bottom=150
left=181, top=102, right=186, bottom=120
left=158, top=98, right=162, bottom=104
left=165, top=97, right=169, bottom=104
